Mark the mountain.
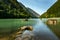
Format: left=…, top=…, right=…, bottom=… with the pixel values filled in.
left=40, top=0, right=60, bottom=18
left=0, top=0, right=39, bottom=18
left=26, top=8, right=40, bottom=18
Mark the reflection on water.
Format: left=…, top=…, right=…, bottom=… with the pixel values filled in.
left=0, top=19, right=60, bottom=40
left=0, top=19, right=36, bottom=35
left=20, top=19, right=59, bottom=40
left=42, top=18, right=60, bottom=38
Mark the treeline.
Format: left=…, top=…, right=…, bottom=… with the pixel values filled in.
left=40, top=0, right=60, bottom=18
left=0, top=0, right=35, bottom=18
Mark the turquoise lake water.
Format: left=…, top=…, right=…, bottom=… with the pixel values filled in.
left=0, top=19, right=60, bottom=40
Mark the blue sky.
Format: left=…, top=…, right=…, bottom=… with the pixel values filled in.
left=17, top=0, right=57, bottom=15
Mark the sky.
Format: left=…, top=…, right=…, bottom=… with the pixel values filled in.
left=17, top=0, right=57, bottom=15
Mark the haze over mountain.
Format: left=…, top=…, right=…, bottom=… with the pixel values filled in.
left=40, top=0, right=60, bottom=18
left=26, top=8, right=40, bottom=18
left=19, top=0, right=57, bottom=15
left=0, top=0, right=39, bottom=18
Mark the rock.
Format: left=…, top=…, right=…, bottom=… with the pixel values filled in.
left=20, top=26, right=33, bottom=31
left=15, top=32, right=34, bottom=40
left=47, top=19, right=57, bottom=25
left=14, top=26, right=33, bottom=40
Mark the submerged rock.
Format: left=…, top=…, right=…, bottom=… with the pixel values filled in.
left=15, top=31, right=34, bottom=40
left=14, top=26, right=33, bottom=40
left=47, top=19, right=57, bottom=25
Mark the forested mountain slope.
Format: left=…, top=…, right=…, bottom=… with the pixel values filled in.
left=0, top=0, right=39, bottom=18
left=40, top=0, right=60, bottom=18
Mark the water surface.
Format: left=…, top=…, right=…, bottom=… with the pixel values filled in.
left=22, top=19, right=60, bottom=40
left=0, top=19, right=60, bottom=40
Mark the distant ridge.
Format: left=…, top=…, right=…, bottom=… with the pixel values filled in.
left=26, top=8, right=40, bottom=18
left=0, top=0, right=39, bottom=18
left=40, top=0, right=60, bottom=18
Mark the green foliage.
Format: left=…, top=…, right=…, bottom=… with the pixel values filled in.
left=40, top=0, right=60, bottom=18
left=0, top=0, right=35, bottom=18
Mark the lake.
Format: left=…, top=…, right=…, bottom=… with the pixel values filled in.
left=0, top=19, right=60, bottom=40
left=0, top=19, right=36, bottom=35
